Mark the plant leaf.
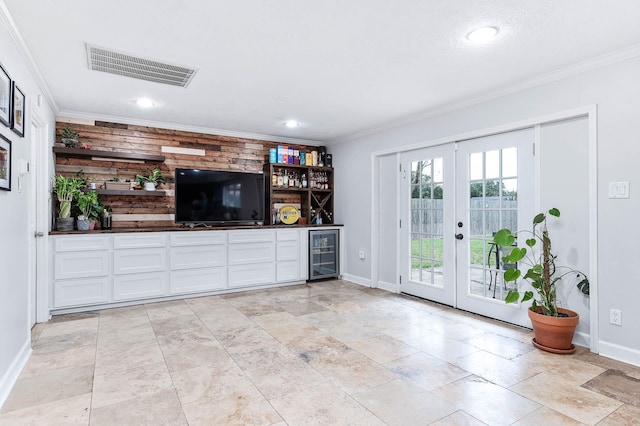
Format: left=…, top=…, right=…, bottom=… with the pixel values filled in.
left=524, top=269, right=541, bottom=281
left=507, top=247, right=527, bottom=262
left=493, top=229, right=515, bottom=246
left=576, top=278, right=590, bottom=295
left=549, top=208, right=560, bottom=217
left=522, top=291, right=534, bottom=302
left=525, top=238, right=536, bottom=247
left=533, top=213, right=545, bottom=224
left=504, top=291, right=520, bottom=304
left=503, top=268, right=521, bottom=282
left=531, top=300, right=538, bottom=311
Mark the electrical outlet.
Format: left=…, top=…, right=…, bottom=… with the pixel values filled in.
left=358, top=250, right=365, bottom=260
left=610, top=309, right=622, bottom=326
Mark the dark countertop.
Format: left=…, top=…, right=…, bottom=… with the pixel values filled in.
left=50, top=223, right=343, bottom=235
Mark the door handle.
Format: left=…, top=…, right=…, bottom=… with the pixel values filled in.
left=34, top=231, right=44, bottom=237
left=455, top=233, right=464, bottom=240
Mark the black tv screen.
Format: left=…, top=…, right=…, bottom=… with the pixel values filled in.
left=175, top=168, right=265, bottom=224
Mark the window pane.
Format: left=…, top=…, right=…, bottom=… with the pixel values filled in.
left=486, top=150, right=500, bottom=179
left=470, top=152, right=483, bottom=180
left=502, top=147, right=517, bottom=177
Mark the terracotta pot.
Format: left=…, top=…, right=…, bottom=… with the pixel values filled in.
left=528, top=307, right=579, bottom=354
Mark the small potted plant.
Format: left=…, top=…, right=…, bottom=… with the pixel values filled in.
left=136, top=168, right=166, bottom=191
left=75, top=190, right=99, bottom=231
left=493, top=208, right=589, bottom=354
left=52, top=174, right=83, bottom=231
left=60, top=127, right=80, bottom=147
left=105, top=177, right=131, bottom=191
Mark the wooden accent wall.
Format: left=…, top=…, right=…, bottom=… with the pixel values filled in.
left=54, top=121, right=317, bottom=229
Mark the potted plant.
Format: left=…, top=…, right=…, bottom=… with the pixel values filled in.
left=136, top=168, right=166, bottom=191
left=60, top=127, right=79, bottom=147
left=493, top=208, right=589, bottom=354
left=75, top=190, right=99, bottom=231
left=88, top=196, right=104, bottom=230
left=52, top=174, right=83, bottom=231
left=105, top=177, right=131, bottom=191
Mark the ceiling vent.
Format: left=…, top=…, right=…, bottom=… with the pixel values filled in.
left=86, top=44, right=197, bottom=87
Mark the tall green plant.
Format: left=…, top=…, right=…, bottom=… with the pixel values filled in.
left=52, top=175, right=83, bottom=218
left=75, top=191, right=99, bottom=220
left=493, top=208, right=589, bottom=317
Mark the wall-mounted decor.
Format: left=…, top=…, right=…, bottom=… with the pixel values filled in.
left=0, top=134, right=11, bottom=191
left=11, top=82, right=25, bottom=137
left=0, top=64, right=11, bottom=127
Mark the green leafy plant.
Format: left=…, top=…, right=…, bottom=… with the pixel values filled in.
left=136, top=168, right=166, bottom=188
left=60, top=127, right=79, bottom=140
left=52, top=175, right=83, bottom=218
left=75, top=190, right=99, bottom=220
left=493, top=208, right=589, bottom=317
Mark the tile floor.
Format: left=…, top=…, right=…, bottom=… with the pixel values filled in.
left=1, top=280, right=639, bottom=425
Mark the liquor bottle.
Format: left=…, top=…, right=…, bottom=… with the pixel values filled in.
left=283, top=169, right=289, bottom=187
left=277, top=169, right=284, bottom=187
left=272, top=169, right=278, bottom=187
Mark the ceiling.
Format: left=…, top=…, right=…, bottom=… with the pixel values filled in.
left=4, top=1, right=640, bottom=144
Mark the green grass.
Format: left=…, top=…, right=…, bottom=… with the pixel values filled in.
left=411, top=237, right=492, bottom=268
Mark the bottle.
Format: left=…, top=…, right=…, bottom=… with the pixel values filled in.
left=272, top=169, right=277, bottom=187
left=312, top=151, right=318, bottom=166
left=283, top=169, right=289, bottom=187
left=275, top=208, right=281, bottom=224
left=277, top=169, right=284, bottom=187
left=302, top=174, right=307, bottom=188
left=289, top=171, right=295, bottom=187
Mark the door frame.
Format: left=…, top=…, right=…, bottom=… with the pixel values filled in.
left=369, top=105, right=598, bottom=352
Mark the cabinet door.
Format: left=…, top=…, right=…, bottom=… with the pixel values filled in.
left=276, top=261, right=299, bottom=282
left=53, top=277, right=110, bottom=308
left=113, top=272, right=167, bottom=301
left=55, top=236, right=110, bottom=252
left=114, top=234, right=167, bottom=249
left=55, top=251, right=110, bottom=280
left=114, top=248, right=167, bottom=274
left=228, top=242, right=275, bottom=265
left=171, top=245, right=226, bottom=270
left=171, top=232, right=226, bottom=246
left=228, top=230, right=275, bottom=244
left=228, top=263, right=276, bottom=288
left=277, top=240, right=299, bottom=262
left=170, top=267, right=227, bottom=294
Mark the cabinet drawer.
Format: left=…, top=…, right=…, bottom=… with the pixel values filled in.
left=277, top=261, right=299, bottom=282
left=228, top=263, right=276, bottom=288
left=113, top=272, right=167, bottom=301
left=55, top=236, right=109, bottom=252
left=228, top=230, right=275, bottom=244
left=228, top=242, right=275, bottom=265
left=277, top=240, right=299, bottom=262
left=55, top=251, right=109, bottom=280
left=170, top=267, right=227, bottom=294
left=53, top=277, right=110, bottom=308
left=277, top=229, right=299, bottom=242
left=170, top=245, right=226, bottom=270
left=114, top=248, right=167, bottom=274
left=170, top=232, right=226, bottom=246
left=114, top=234, right=167, bottom=249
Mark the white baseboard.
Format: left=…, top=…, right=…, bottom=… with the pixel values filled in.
left=598, top=340, right=640, bottom=368
left=376, top=280, right=399, bottom=293
left=0, top=339, right=31, bottom=410
left=341, top=273, right=371, bottom=288
left=573, top=331, right=590, bottom=349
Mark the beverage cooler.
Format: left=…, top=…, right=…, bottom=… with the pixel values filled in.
left=309, top=230, right=340, bottom=280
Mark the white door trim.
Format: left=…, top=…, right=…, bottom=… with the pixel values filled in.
left=369, top=105, right=598, bottom=352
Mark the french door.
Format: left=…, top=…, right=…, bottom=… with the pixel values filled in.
left=400, top=128, right=534, bottom=327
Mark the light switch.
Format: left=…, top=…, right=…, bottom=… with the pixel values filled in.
left=608, top=182, right=630, bottom=199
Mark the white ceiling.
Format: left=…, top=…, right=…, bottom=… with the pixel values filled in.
left=4, top=1, right=640, bottom=143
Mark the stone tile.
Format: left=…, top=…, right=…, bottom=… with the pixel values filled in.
left=98, top=304, right=147, bottom=319
left=19, top=345, right=96, bottom=379
left=404, top=331, right=480, bottom=362
left=90, top=389, right=187, bottom=426
left=511, top=349, right=606, bottom=386
left=0, top=393, right=90, bottom=425
left=512, top=406, right=585, bottom=425
left=149, top=313, right=207, bottom=334
left=145, top=299, right=193, bottom=321
left=461, top=332, right=536, bottom=360
left=453, top=350, right=539, bottom=388
left=575, top=351, right=640, bottom=380
left=97, top=321, right=157, bottom=350
left=29, top=323, right=46, bottom=344
left=1, top=365, right=94, bottom=413
left=94, top=342, right=164, bottom=376
left=245, top=356, right=328, bottom=399
left=349, top=415, right=388, bottom=426
left=301, top=311, right=382, bottom=345
left=352, top=379, right=457, bottom=425
left=350, top=334, right=420, bottom=364
left=31, top=329, right=97, bottom=355
left=277, top=300, right=327, bottom=316
left=385, top=352, right=470, bottom=391
left=235, top=302, right=286, bottom=317
left=581, top=369, right=640, bottom=408
left=48, top=312, right=99, bottom=324
left=433, top=376, right=540, bottom=426
left=430, top=410, right=488, bottom=425
left=510, top=372, right=623, bottom=424
left=91, top=362, right=174, bottom=409
left=597, top=404, right=640, bottom=425
left=157, top=327, right=231, bottom=373
left=171, top=358, right=249, bottom=404
left=270, top=382, right=371, bottom=426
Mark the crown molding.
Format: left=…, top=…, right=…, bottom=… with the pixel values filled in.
left=0, top=0, right=59, bottom=112
left=330, top=43, right=640, bottom=145
left=56, top=110, right=325, bottom=146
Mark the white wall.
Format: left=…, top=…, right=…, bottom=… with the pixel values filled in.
left=332, top=56, right=640, bottom=365
left=0, top=14, right=55, bottom=407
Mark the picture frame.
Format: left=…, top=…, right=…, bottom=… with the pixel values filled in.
left=0, top=134, right=11, bottom=191
left=11, top=82, right=25, bottom=137
left=0, top=64, right=11, bottom=127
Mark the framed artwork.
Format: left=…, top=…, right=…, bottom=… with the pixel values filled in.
left=0, top=64, right=11, bottom=127
left=11, top=82, right=25, bottom=137
left=0, top=134, right=10, bottom=191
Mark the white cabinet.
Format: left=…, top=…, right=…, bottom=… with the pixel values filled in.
left=53, top=276, right=110, bottom=308
left=113, top=272, right=167, bottom=300
left=229, top=263, right=276, bottom=288
left=170, top=267, right=227, bottom=294
left=169, top=231, right=227, bottom=294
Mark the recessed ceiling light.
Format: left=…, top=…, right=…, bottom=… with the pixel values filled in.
left=284, top=120, right=300, bottom=128
left=466, top=26, right=499, bottom=43
left=136, top=98, right=155, bottom=108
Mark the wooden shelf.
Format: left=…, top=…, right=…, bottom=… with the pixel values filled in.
left=268, top=163, right=333, bottom=171
left=53, top=147, right=165, bottom=162
left=96, top=189, right=166, bottom=197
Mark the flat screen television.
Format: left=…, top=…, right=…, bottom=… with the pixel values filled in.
left=175, top=168, right=265, bottom=224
